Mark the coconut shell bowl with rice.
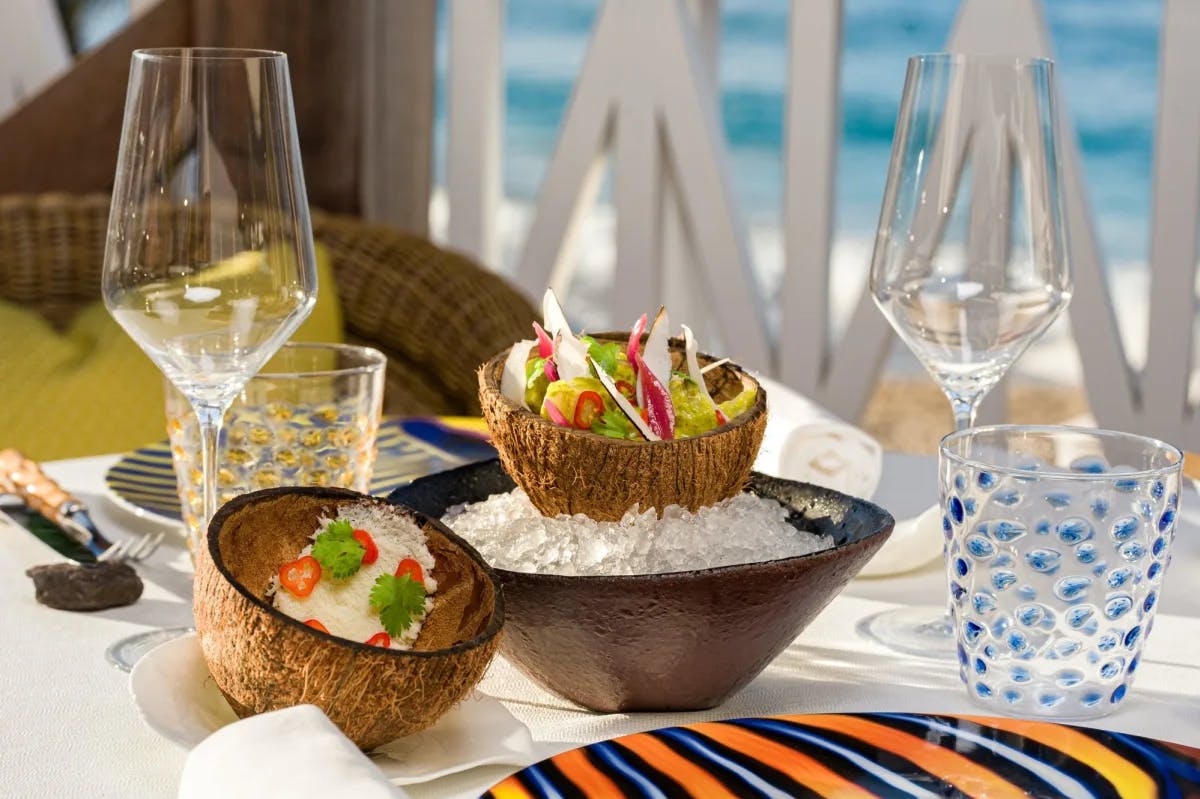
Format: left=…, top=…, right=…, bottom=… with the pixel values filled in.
left=396, top=290, right=895, bottom=712
left=192, top=487, right=504, bottom=751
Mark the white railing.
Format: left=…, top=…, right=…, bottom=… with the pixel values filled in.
left=442, top=0, right=1200, bottom=450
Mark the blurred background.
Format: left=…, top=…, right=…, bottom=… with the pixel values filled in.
left=0, top=0, right=1169, bottom=450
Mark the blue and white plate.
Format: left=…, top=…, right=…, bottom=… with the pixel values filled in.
left=104, top=417, right=495, bottom=525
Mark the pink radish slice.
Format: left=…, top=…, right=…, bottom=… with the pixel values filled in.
left=501, top=339, right=537, bottom=408
left=591, top=357, right=658, bottom=441
left=543, top=397, right=570, bottom=427
left=532, top=322, right=554, bottom=358
left=627, top=313, right=648, bottom=373
left=543, top=357, right=560, bottom=382
left=635, top=352, right=675, bottom=440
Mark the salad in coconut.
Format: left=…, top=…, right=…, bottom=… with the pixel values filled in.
left=500, top=289, right=758, bottom=442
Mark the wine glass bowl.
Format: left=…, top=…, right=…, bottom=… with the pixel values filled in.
left=101, top=47, right=318, bottom=670
left=870, top=54, right=1071, bottom=429
left=863, top=54, right=1072, bottom=656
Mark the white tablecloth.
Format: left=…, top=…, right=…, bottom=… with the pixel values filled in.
left=2, top=453, right=1199, bottom=799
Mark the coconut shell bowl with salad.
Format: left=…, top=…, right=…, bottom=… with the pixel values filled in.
left=479, top=290, right=767, bottom=521
left=395, top=290, right=895, bottom=712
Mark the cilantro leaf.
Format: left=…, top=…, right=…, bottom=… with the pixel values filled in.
left=586, top=339, right=622, bottom=376
left=310, top=519, right=365, bottom=579
left=370, top=573, right=428, bottom=637
left=591, top=406, right=639, bottom=440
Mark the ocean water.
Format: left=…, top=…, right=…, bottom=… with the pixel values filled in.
left=430, top=0, right=1164, bottom=386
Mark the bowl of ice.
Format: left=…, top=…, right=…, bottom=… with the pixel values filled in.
left=389, top=459, right=893, bottom=712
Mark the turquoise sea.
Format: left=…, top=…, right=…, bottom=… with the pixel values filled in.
left=434, top=0, right=1159, bottom=266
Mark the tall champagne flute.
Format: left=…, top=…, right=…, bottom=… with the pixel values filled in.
left=863, top=54, right=1072, bottom=656
left=102, top=48, right=317, bottom=668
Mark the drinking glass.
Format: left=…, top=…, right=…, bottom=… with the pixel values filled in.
left=102, top=48, right=318, bottom=668
left=166, top=342, right=386, bottom=554
left=941, top=425, right=1181, bottom=719
left=863, top=54, right=1072, bottom=655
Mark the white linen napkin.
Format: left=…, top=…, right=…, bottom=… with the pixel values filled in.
left=177, top=705, right=406, bottom=799
left=754, top=375, right=883, bottom=500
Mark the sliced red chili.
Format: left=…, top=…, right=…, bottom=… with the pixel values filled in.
left=365, top=632, right=391, bottom=648
left=352, top=529, right=378, bottom=565
left=614, top=380, right=636, bottom=402
left=573, top=390, right=605, bottom=429
left=715, top=408, right=728, bottom=426
left=304, top=619, right=329, bottom=633
left=279, top=555, right=321, bottom=598
left=395, top=557, right=425, bottom=585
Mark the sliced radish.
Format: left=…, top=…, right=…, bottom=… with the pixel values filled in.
left=543, top=397, right=571, bottom=427
left=627, top=313, right=648, bottom=374
left=532, top=322, right=554, bottom=358
left=681, top=323, right=720, bottom=417
left=642, top=307, right=671, bottom=392
left=591, top=357, right=658, bottom=441
left=554, top=329, right=591, bottom=381
left=501, top=340, right=536, bottom=408
left=543, top=357, right=560, bottom=382
left=635, top=352, right=675, bottom=440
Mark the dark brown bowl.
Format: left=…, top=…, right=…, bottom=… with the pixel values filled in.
left=389, top=459, right=893, bottom=712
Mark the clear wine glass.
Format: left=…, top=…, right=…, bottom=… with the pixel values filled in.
left=102, top=48, right=318, bottom=669
left=862, top=54, right=1072, bottom=656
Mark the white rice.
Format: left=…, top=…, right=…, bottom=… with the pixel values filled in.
left=270, top=503, right=438, bottom=649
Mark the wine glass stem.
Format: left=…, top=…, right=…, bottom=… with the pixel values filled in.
left=191, top=400, right=227, bottom=534
left=952, top=397, right=978, bottom=432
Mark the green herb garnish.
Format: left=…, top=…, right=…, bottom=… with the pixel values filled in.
left=585, top=339, right=622, bottom=376
left=369, top=573, right=428, bottom=637
left=592, top=406, right=639, bottom=440
left=310, top=519, right=366, bottom=579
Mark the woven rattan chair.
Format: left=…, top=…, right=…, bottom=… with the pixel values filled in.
left=0, top=193, right=536, bottom=416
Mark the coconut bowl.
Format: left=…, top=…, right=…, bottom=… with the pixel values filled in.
left=478, top=333, right=767, bottom=521
left=389, top=459, right=893, bottom=713
left=193, top=487, right=504, bottom=750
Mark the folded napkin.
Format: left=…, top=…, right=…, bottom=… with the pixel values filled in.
left=754, top=375, right=883, bottom=500
left=178, top=705, right=406, bottom=799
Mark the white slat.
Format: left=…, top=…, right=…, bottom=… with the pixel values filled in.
left=0, top=0, right=70, bottom=120
left=780, top=0, right=843, bottom=392
left=446, top=0, right=504, bottom=267
left=654, top=0, right=771, bottom=371
left=513, top=2, right=619, bottom=298
left=1148, top=0, right=1200, bottom=442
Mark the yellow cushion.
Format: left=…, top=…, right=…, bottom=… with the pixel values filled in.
left=0, top=245, right=343, bottom=460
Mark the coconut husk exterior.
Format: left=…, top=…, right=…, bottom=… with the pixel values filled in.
left=479, top=334, right=767, bottom=521
left=193, top=487, right=504, bottom=751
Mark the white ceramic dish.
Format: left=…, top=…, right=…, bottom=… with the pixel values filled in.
left=129, top=632, right=537, bottom=785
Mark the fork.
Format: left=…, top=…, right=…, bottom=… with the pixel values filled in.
left=0, top=449, right=164, bottom=563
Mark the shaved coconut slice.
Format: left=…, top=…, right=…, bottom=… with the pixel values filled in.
left=642, top=307, right=671, bottom=391
left=591, top=357, right=658, bottom=441
left=681, top=324, right=719, bottom=414
left=554, top=330, right=591, bottom=381
left=542, top=288, right=573, bottom=339
left=500, top=340, right=536, bottom=408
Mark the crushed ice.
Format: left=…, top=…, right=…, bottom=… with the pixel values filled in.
left=443, top=489, right=833, bottom=575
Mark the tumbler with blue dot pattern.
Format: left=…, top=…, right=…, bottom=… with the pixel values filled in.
left=939, top=425, right=1181, bottom=720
